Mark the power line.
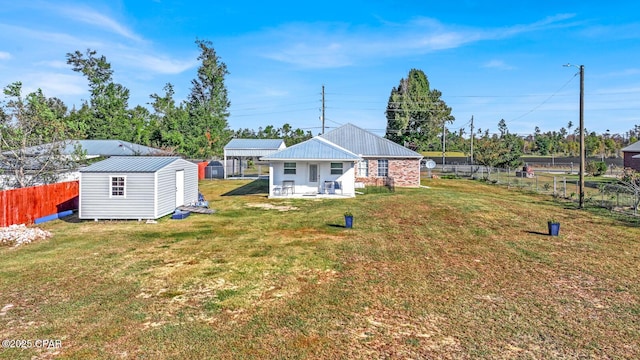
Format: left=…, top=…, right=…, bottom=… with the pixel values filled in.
left=509, top=73, right=579, bottom=122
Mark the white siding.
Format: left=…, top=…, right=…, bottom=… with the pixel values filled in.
left=79, top=158, right=198, bottom=220
left=79, top=172, right=156, bottom=219
left=155, top=159, right=198, bottom=218
left=268, top=161, right=356, bottom=197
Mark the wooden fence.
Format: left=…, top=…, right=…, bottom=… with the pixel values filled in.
left=0, top=181, right=79, bottom=227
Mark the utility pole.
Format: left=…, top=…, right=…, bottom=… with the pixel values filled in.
left=321, top=85, right=325, bottom=134
left=578, top=65, right=585, bottom=209
left=564, top=63, right=585, bottom=209
left=470, top=115, right=474, bottom=165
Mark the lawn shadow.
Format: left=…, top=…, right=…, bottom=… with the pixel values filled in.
left=58, top=212, right=83, bottom=223
left=525, top=230, right=551, bottom=236
left=222, top=179, right=269, bottom=196
left=328, top=223, right=348, bottom=228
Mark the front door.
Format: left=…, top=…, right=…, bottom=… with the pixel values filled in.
left=309, top=164, right=318, bottom=184
left=175, top=170, right=185, bottom=207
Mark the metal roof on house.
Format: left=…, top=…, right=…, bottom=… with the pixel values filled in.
left=621, top=141, right=640, bottom=153
left=224, top=139, right=286, bottom=157
left=320, top=123, right=423, bottom=158
left=261, top=137, right=361, bottom=161
left=10, top=140, right=170, bottom=157
left=79, top=156, right=184, bottom=173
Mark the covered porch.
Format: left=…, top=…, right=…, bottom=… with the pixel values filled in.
left=260, top=137, right=362, bottom=199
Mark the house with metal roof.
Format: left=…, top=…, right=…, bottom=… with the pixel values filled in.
left=320, top=123, right=423, bottom=187
left=13, top=139, right=170, bottom=158
left=79, top=156, right=198, bottom=220
left=1, top=140, right=171, bottom=189
left=223, top=139, right=286, bottom=178
left=261, top=137, right=361, bottom=198
left=621, top=141, right=640, bottom=170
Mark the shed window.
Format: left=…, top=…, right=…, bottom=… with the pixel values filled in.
left=357, top=160, right=368, bottom=177
left=330, top=162, right=343, bottom=175
left=284, top=162, right=296, bottom=175
left=110, top=176, right=126, bottom=197
left=377, top=159, right=389, bottom=177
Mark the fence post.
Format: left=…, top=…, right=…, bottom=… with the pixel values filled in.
left=535, top=176, right=538, bottom=192
left=553, top=176, right=556, bottom=195
left=563, top=177, right=567, bottom=198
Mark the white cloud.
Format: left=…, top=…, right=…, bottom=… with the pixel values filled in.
left=0, top=23, right=103, bottom=49
left=118, top=54, right=198, bottom=74
left=57, top=6, right=143, bottom=42
left=0, top=51, right=11, bottom=60
left=257, top=14, right=578, bottom=69
left=482, top=60, right=515, bottom=70
left=19, top=72, right=87, bottom=99
left=35, top=60, right=70, bottom=69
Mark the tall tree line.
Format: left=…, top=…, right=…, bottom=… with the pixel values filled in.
left=384, top=69, right=635, bottom=160
left=62, top=39, right=232, bottom=158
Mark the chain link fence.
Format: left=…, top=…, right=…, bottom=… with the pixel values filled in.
left=423, top=164, right=640, bottom=218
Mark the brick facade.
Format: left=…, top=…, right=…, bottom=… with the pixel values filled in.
left=623, top=151, right=640, bottom=170
left=355, top=158, right=421, bottom=187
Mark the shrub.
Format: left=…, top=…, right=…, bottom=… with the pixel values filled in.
left=586, top=161, right=607, bottom=176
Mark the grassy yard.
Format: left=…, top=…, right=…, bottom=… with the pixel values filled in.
left=1, top=179, right=639, bottom=359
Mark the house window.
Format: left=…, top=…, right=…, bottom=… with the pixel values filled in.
left=377, top=159, right=388, bottom=177
left=357, top=160, right=368, bottom=177
left=110, top=176, right=126, bottom=197
left=330, top=162, right=343, bottom=175
left=284, top=162, right=296, bottom=175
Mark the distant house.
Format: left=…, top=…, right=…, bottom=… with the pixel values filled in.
left=320, top=124, right=423, bottom=188
left=1, top=140, right=171, bottom=189
left=79, top=156, right=198, bottom=220
left=223, top=139, right=286, bottom=178
left=13, top=139, right=170, bottom=158
left=621, top=141, right=640, bottom=171
left=261, top=137, right=361, bottom=198
left=260, top=123, right=423, bottom=198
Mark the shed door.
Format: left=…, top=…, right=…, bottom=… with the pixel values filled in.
left=175, top=170, right=185, bottom=207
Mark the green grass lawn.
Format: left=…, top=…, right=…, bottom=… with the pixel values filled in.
left=1, top=179, right=639, bottom=359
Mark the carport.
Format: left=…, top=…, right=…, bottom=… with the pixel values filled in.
left=223, top=139, right=286, bottom=178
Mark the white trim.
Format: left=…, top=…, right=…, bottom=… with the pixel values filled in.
left=175, top=170, right=185, bottom=207
left=309, top=163, right=319, bottom=183
left=109, top=175, right=127, bottom=198
left=330, top=162, right=344, bottom=175
left=153, top=172, right=159, bottom=218
left=377, top=159, right=389, bottom=177
left=79, top=173, right=83, bottom=219
left=357, top=159, right=369, bottom=177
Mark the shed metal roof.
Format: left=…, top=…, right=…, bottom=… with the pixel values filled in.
left=261, top=137, right=361, bottom=161
left=80, top=156, right=184, bottom=173
left=320, top=123, right=423, bottom=158
left=225, top=139, right=285, bottom=149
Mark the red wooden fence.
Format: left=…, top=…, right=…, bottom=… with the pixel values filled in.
left=0, top=181, right=79, bottom=227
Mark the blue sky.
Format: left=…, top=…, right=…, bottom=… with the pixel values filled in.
left=1, top=1, right=640, bottom=138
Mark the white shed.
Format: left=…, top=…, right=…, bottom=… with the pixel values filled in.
left=79, top=157, right=198, bottom=220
